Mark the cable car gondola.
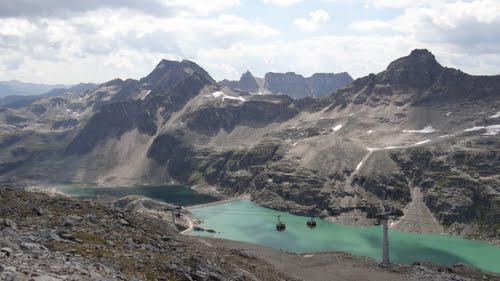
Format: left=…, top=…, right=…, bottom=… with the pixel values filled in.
left=306, top=218, right=317, bottom=229
left=275, top=215, right=286, bottom=232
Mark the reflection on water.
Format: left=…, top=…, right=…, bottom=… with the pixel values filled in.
left=190, top=200, right=500, bottom=273
left=54, top=184, right=217, bottom=206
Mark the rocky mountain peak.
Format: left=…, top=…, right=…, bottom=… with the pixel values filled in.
left=241, top=70, right=254, bottom=81
left=238, top=71, right=259, bottom=92
left=219, top=70, right=259, bottom=92
left=142, top=59, right=215, bottom=87
left=101, top=78, right=124, bottom=87
left=382, top=49, right=443, bottom=89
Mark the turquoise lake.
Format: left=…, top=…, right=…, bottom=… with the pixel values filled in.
left=189, top=200, right=500, bottom=273
left=53, top=184, right=218, bottom=206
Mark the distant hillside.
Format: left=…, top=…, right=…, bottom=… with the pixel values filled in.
left=0, top=83, right=97, bottom=108
left=0, top=80, right=69, bottom=98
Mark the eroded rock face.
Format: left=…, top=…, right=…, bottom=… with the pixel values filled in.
left=65, top=101, right=156, bottom=155
left=390, top=140, right=500, bottom=240
left=307, top=72, right=353, bottom=97
left=147, top=132, right=196, bottom=181
left=264, top=72, right=310, bottom=98
left=183, top=98, right=299, bottom=136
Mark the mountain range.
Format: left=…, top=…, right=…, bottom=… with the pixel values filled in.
left=0, top=49, right=498, bottom=242
left=0, top=80, right=70, bottom=98
left=0, top=83, right=98, bottom=109
left=220, top=70, right=353, bottom=98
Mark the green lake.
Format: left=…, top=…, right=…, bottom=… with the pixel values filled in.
left=189, top=200, right=500, bottom=273
left=53, top=184, right=218, bottom=206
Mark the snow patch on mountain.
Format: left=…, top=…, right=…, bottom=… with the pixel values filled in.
left=414, top=139, right=431, bottom=145
left=490, top=111, right=500, bottom=118
left=464, top=124, right=500, bottom=135
left=403, top=125, right=436, bottom=134
left=355, top=161, right=364, bottom=171
left=484, top=125, right=500, bottom=136
left=209, top=91, right=246, bottom=102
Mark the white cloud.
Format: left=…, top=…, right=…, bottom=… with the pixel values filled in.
left=0, top=9, right=278, bottom=83
left=1, top=0, right=500, bottom=85
left=161, top=0, right=240, bottom=16
left=261, top=0, right=303, bottom=6
left=349, top=20, right=390, bottom=31
left=196, top=35, right=414, bottom=80
left=364, top=0, right=450, bottom=9
left=0, top=0, right=240, bottom=18
left=294, top=9, right=330, bottom=32
left=353, top=0, right=500, bottom=55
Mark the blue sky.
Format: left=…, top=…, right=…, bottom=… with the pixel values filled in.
left=0, top=0, right=499, bottom=84
left=232, top=1, right=401, bottom=37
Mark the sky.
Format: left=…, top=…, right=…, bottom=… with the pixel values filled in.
left=0, top=0, right=499, bottom=84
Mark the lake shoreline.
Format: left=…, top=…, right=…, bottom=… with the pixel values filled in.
left=22, top=182, right=500, bottom=246
left=11, top=184, right=500, bottom=275
left=187, top=199, right=500, bottom=273
left=186, top=193, right=251, bottom=210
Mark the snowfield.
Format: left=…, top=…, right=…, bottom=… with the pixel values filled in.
left=209, top=91, right=246, bottom=102
left=464, top=124, right=500, bottom=136
left=403, top=125, right=436, bottom=133
left=141, top=90, right=151, bottom=100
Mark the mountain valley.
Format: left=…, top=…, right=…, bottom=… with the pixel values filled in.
left=1, top=49, right=499, bottom=244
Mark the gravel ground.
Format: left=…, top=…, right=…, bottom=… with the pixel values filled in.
left=203, top=238, right=500, bottom=281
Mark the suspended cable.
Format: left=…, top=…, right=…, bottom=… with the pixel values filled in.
left=190, top=210, right=445, bottom=226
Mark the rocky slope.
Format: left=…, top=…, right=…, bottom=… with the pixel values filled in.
left=219, top=70, right=353, bottom=98
left=0, top=49, right=498, bottom=242
left=0, top=187, right=295, bottom=281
